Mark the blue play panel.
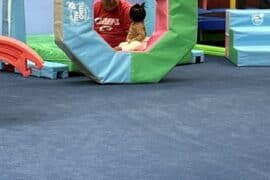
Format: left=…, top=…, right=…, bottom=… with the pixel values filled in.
left=234, top=46, right=270, bottom=66
left=199, top=17, right=225, bottom=31
left=231, top=26, right=270, bottom=46
left=0, top=61, right=69, bottom=79
left=0, top=61, right=4, bottom=70
left=27, top=61, right=69, bottom=79
left=198, top=8, right=226, bottom=31
left=191, top=49, right=205, bottom=64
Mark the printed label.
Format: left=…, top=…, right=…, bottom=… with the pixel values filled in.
left=67, top=1, right=90, bottom=25
left=251, top=13, right=264, bottom=26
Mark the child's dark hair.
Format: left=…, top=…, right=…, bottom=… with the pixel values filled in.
left=129, top=3, right=146, bottom=22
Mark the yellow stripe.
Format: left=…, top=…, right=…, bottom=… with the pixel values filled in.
left=230, top=0, right=236, bottom=9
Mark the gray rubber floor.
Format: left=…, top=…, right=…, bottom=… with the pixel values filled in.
left=0, top=56, right=270, bottom=180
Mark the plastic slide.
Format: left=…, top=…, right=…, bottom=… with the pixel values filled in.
left=0, top=36, right=43, bottom=77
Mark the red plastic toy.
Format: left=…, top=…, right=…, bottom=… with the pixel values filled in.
left=0, top=35, right=43, bottom=77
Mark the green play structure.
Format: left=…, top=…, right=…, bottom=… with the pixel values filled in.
left=54, top=0, right=197, bottom=83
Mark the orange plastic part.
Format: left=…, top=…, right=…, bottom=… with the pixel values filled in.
left=0, top=35, right=43, bottom=77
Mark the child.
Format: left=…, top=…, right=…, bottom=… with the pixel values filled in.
left=115, top=3, right=146, bottom=51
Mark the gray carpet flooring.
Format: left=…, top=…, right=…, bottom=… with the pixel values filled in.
left=0, top=56, right=270, bottom=180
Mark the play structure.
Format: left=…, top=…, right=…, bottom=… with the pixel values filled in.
left=226, top=10, right=270, bottom=66
left=0, top=0, right=197, bottom=83
left=197, top=0, right=270, bottom=57
left=198, top=0, right=269, bottom=33
left=0, top=0, right=44, bottom=77
left=55, top=0, right=197, bottom=83
left=0, top=0, right=75, bottom=74
left=0, top=0, right=43, bottom=77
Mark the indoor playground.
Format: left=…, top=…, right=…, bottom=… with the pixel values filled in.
left=0, top=0, right=270, bottom=179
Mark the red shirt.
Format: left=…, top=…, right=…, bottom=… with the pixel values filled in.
left=94, top=0, right=131, bottom=47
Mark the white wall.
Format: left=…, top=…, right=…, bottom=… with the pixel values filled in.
left=25, top=0, right=54, bottom=34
